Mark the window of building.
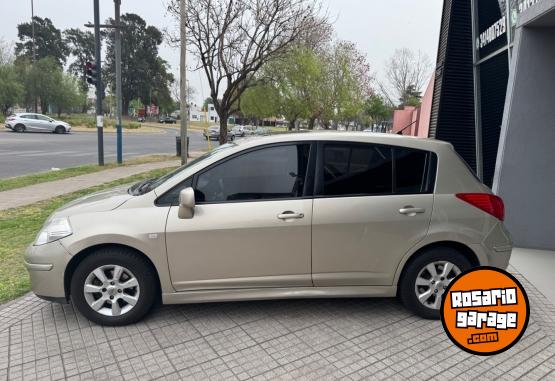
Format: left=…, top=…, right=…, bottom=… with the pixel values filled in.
left=195, top=144, right=311, bottom=203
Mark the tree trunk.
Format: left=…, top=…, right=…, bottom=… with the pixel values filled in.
left=288, top=119, right=296, bottom=131
left=308, top=117, right=316, bottom=130
left=219, top=116, right=228, bottom=145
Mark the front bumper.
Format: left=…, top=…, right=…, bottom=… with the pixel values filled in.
left=25, top=240, right=72, bottom=302
left=5, top=123, right=13, bottom=130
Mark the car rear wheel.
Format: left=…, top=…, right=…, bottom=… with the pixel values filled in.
left=14, top=124, right=25, bottom=133
left=54, top=126, right=65, bottom=134
left=70, top=248, right=157, bottom=326
left=399, top=247, right=471, bottom=319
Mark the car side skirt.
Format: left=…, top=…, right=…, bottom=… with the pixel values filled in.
left=162, top=285, right=397, bottom=304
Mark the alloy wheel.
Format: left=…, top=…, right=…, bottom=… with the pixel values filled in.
left=414, top=261, right=461, bottom=310
left=83, top=265, right=140, bottom=317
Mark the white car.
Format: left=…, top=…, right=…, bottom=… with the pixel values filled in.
left=5, top=113, right=71, bottom=134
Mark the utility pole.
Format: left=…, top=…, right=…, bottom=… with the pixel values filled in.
left=114, top=0, right=123, bottom=164
left=31, top=0, right=37, bottom=113
left=179, top=0, right=188, bottom=164
left=93, top=0, right=104, bottom=166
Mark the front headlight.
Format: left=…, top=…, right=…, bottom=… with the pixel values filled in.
left=34, top=217, right=72, bottom=246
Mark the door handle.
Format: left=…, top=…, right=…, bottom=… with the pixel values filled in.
left=399, top=206, right=426, bottom=216
left=277, top=211, right=305, bottom=220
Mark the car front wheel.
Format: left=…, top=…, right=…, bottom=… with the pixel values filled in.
left=70, top=248, right=157, bottom=326
left=398, top=247, right=471, bottom=319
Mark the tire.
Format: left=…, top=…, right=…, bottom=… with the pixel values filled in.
left=70, top=248, right=157, bottom=326
left=14, top=124, right=25, bottom=133
left=54, top=126, right=65, bottom=134
left=398, top=247, right=472, bottom=319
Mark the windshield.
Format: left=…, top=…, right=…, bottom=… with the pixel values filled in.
left=128, top=143, right=236, bottom=195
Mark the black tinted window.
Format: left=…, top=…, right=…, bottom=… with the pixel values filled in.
left=196, top=144, right=310, bottom=202
left=322, top=144, right=393, bottom=196
left=395, top=148, right=431, bottom=194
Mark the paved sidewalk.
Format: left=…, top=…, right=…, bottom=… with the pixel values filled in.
left=0, top=156, right=198, bottom=211
left=0, top=267, right=553, bottom=380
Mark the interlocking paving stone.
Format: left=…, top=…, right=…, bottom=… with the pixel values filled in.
left=0, top=268, right=554, bottom=380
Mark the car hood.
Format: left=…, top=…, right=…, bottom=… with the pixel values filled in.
left=53, top=185, right=133, bottom=217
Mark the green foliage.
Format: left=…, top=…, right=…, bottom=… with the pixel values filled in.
left=0, top=63, right=24, bottom=115
left=103, top=13, right=174, bottom=116
left=202, top=97, right=213, bottom=111
left=15, top=17, right=68, bottom=66
left=364, top=95, right=392, bottom=124
left=399, top=85, right=422, bottom=107
left=64, top=28, right=95, bottom=111
left=51, top=73, right=82, bottom=116
left=241, top=84, right=281, bottom=120
left=240, top=42, right=371, bottom=129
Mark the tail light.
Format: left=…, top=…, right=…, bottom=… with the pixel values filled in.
left=456, top=193, right=505, bottom=221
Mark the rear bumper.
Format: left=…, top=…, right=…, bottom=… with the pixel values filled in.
left=473, top=221, right=513, bottom=269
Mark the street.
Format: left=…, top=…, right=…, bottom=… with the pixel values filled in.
left=0, top=127, right=207, bottom=178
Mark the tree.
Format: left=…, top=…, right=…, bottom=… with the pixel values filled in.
left=15, top=17, right=68, bottom=66
left=103, top=13, right=174, bottom=115
left=364, top=95, right=392, bottom=125
left=399, top=84, right=422, bottom=107
left=17, top=57, right=63, bottom=113
left=168, top=0, right=325, bottom=143
left=51, top=73, right=82, bottom=117
left=382, top=48, right=431, bottom=107
left=64, top=29, right=94, bottom=111
left=0, top=64, right=24, bottom=115
left=202, top=97, right=213, bottom=112
left=0, top=38, right=15, bottom=65
left=241, top=83, right=281, bottom=124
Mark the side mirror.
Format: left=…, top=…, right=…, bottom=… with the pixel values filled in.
left=178, top=187, right=195, bottom=219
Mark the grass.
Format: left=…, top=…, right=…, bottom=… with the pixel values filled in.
left=0, top=166, right=177, bottom=304
left=0, top=155, right=176, bottom=193
left=58, top=114, right=142, bottom=130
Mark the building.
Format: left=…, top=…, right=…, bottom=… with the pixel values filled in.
left=391, top=75, right=435, bottom=137
left=425, top=0, right=554, bottom=250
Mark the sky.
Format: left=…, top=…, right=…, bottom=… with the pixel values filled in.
left=0, top=0, right=443, bottom=105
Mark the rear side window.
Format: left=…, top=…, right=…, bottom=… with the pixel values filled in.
left=322, top=144, right=392, bottom=196
left=395, top=148, right=433, bottom=194
left=318, top=143, right=436, bottom=197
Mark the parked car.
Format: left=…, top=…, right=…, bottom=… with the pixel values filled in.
left=231, top=125, right=246, bottom=137
left=5, top=113, right=71, bottom=134
left=158, top=116, right=177, bottom=124
left=25, top=132, right=512, bottom=325
left=137, top=116, right=145, bottom=123
left=203, top=125, right=235, bottom=141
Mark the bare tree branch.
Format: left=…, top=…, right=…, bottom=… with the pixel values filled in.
left=166, top=0, right=325, bottom=143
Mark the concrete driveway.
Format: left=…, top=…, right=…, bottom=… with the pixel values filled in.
left=0, top=268, right=553, bottom=380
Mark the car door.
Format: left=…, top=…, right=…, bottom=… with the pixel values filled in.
left=312, top=142, right=436, bottom=287
left=21, top=114, right=39, bottom=131
left=165, top=143, right=315, bottom=291
left=35, top=115, right=54, bottom=132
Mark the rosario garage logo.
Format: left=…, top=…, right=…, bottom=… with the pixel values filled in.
left=440, top=267, right=529, bottom=355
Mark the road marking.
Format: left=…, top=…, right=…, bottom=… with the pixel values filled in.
left=0, top=150, right=46, bottom=157
left=18, top=150, right=77, bottom=157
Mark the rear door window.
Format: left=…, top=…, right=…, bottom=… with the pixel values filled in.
left=318, top=143, right=436, bottom=197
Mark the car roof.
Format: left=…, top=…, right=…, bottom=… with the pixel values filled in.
left=234, top=131, right=452, bottom=151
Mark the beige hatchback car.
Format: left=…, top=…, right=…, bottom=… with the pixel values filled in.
left=25, top=133, right=512, bottom=326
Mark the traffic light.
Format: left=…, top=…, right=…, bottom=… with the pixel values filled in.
left=85, top=62, right=98, bottom=86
